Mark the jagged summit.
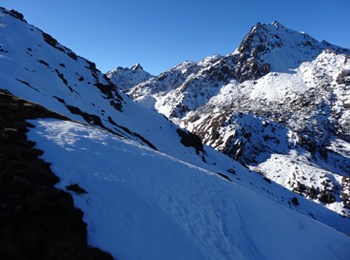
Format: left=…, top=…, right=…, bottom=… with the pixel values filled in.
left=105, top=63, right=153, bottom=91
left=238, top=21, right=315, bottom=57
left=271, top=21, right=283, bottom=27
left=233, top=21, right=350, bottom=79
left=236, top=21, right=349, bottom=58
left=131, top=63, right=144, bottom=71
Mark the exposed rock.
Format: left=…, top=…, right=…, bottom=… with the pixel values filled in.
left=0, top=89, right=113, bottom=260
left=66, top=105, right=105, bottom=129
left=319, top=191, right=336, bottom=204
left=263, top=177, right=272, bottom=184
left=176, top=128, right=203, bottom=154
left=66, top=184, right=87, bottom=194
left=341, top=177, right=350, bottom=209
left=336, top=68, right=350, bottom=85
left=215, top=172, right=232, bottom=182
left=291, top=197, right=299, bottom=206
left=41, top=32, right=78, bottom=62
left=0, top=7, right=26, bottom=23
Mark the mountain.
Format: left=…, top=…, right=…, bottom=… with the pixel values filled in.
left=122, top=21, right=350, bottom=217
left=105, top=63, right=153, bottom=93
left=1, top=7, right=350, bottom=259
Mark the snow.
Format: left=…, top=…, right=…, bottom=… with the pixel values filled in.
left=249, top=71, right=306, bottom=101
left=2, top=8, right=350, bottom=259
left=27, top=118, right=350, bottom=260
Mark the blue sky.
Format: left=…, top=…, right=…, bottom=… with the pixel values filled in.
left=2, top=0, right=349, bottom=75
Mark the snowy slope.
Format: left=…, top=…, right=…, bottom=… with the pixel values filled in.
left=27, top=118, right=350, bottom=260
left=1, top=7, right=350, bottom=259
left=0, top=7, right=208, bottom=166
left=121, top=21, right=350, bottom=217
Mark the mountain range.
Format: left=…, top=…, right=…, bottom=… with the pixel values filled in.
left=109, top=21, right=350, bottom=218
left=1, top=7, right=350, bottom=260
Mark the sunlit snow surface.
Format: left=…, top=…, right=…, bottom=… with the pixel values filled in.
left=27, top=119, right=350, bottom=260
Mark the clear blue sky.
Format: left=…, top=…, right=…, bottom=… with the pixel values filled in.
left=2, top=0, right=349, bottom=75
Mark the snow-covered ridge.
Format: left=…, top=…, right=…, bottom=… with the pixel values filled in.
left=0, top=6, right=192, bottom=159
left=237, top=21, right=350, bottom=72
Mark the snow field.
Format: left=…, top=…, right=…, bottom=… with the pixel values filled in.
left=27, top=119, right=350, bottom=260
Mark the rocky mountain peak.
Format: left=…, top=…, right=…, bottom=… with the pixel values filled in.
left=271, top=20, right=283, bottom=27
left=106, top=63, right=153, bottom=91
left=232, top=21, right=350, bottom=78
left=237, top=21, right=301, bottom=56
left=131, top=63, right=144, bottom=71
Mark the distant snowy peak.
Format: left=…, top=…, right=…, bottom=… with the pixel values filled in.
left=105, top=63, right=153, bottom=92
left=233, top=21, right=350, bottom=75
left=130, top=63, right=144, bottom=71
left=237, top=21, right=350, bottom=55
left=238, top=20, right=314, bottom=53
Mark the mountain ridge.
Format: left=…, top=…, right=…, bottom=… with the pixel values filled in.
left=112, top=21, right=350, bottom=217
